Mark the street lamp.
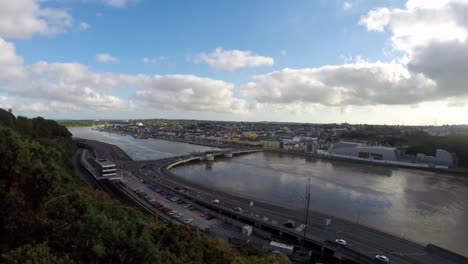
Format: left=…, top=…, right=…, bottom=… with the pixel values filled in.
left=302, top=177, right=311, bottom=240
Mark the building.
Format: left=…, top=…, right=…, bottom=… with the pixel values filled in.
left=263, top=140, right=281, bottom=149
left=90, top=158, right=120, bottom=180
left=329, top=141, right=398, bottom=161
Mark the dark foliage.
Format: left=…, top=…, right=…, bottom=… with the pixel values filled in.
left=0, top=109, right=287, bottom=264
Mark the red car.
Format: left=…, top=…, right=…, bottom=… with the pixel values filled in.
left=162, top=208, right=172, bottom=213
left=159, top=191, right=167, bottom=196
left=201, top=211, right=208, bottom=218
left=151, top=201, right=161, bottom=207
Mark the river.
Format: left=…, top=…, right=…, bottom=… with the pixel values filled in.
left=69, top=127, right=218, bottom=160
left=69, top=127, right=468, bottom=256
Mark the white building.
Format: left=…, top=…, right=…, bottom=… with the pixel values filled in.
left=329, top=142, right=398, bottom=161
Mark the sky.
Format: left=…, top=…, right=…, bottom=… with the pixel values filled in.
left=1, top=0, right=468, bottom=125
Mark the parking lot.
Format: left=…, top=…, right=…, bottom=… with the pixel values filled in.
left=122, top=172, right=221, bottom=230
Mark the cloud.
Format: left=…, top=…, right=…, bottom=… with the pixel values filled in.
left=0, top=0, right=72, bottom=39
left=243, top=0, right=468, bottom=109
left=0, top=37, right=245, bottom=114
left=103, top=0, right=137, bottom=8
left=142, top=56, right=165, bottom=64
left=241, top=62, right=437, bottom=106
left=343, top=2, right=352, bottom=10
left=194, top=48, right=274, bottom=71
left=96, top=53, right=119, bottom=63
left=79, top=22, right=90, bottom=30
left=131, top=75, right=246, bottom=113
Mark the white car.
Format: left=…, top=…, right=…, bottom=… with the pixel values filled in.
left=183, top=203, right=191, bottom=208
left=168, top=210, right=177, bottom=216
left=211, top=199, right=220, bottom=204
left=295, top=223, right=306, bottom=232
left=184, top=218, right=193, bottom=224
left=375, top=255, right=390, bottom=263
left=174, top=213, right=183, bottom=219
left=335, top=239, right=347, bottom=246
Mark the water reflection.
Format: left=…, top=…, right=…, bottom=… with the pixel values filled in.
left=69, top=127, right=218, bottom=160
left=172, top=152, right=468, bottom=256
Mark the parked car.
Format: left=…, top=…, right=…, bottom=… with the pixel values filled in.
left=283, top=220, right=295, bottom=228
left=233, top=207, right=243, bottom=213
left=184, top=218, right=193, bottom=224
left=174, top=213, right=183, bottom=219
left=183, top=203, right=191, bottom=208
left=206, top=215, right=215, bottom=220
left=295, top=223, right=306, bottom=232
left=168, top=210, right=177, bottom=216
left=201, top=211, right=208, bottom=218
left=211, top=199, right=220, bottom=204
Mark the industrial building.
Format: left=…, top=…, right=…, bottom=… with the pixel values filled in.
left=329, top=142, right=399, bottom=161
left=90, top=158, right=120, bottom=180
left=328, top=141, right=455, bottom=168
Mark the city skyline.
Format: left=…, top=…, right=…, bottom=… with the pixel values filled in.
left=1, top=0, right=468, bottom=125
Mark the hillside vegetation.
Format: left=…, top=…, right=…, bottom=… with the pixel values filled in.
left=0, top=109, right=289, bottom=264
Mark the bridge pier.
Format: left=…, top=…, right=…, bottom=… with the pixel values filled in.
left=223, top=152, right=233, bottom=158
left=205, top=153, right=214, bottom=161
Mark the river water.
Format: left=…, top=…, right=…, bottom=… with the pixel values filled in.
left=69, top=127, right=468, bottom=256
left=69, top=127, right=218, bottom=160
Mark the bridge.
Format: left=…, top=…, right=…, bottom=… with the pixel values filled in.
left=152, top=148, right=263, bottom=169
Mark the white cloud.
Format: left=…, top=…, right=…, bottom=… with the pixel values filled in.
left=131, top=75, right=246, bottom=113
left=142, top=56, right=165, bottom=64
left=0, top=37, right=245, bottom=114
left=194, top=48, right=274, bottom=71
left=243, top=0, right=468, bottom=110
left=103, top=0, right=137, bottom=8
left=241, top=62, right=437, bottom=106
left=343, top=2, right=352, bottom=10
left=0, top=0, right=72, bottom=39
left=79, top=22, right=90, bottom=30
left=96, top=53, right=120, bottom=63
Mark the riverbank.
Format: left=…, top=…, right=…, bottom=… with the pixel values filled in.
left=265, top=149, right=468, bottom=176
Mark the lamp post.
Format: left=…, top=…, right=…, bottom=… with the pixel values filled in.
left=303, top=177, right=311, bottom=241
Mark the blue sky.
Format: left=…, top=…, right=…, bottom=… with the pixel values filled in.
left=1, top=0, right=468, bottom=124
